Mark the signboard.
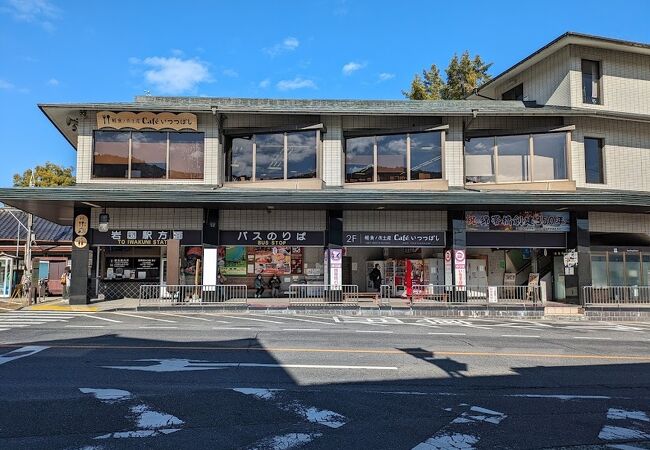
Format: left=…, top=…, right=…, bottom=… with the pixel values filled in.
left=221, top=246, right=247, bottom=276
left=488, top=286, right=498, bottom=303
left=466, top=211, right=570, bottom=232
left=135, top=258, right=159, bottom=270
left=444, top=250, right=453, bottom=289
left=454, top=249, right=466, bottom=290
left=329, top=248, right=343, bottom=290
left=73, top=236, right=88, bottom=249
left=74, top=214, right=89, bottom=236
left=503, top=273, right=516, bottom=286
left=344, top=232, right=445, bottom=247
left=93, top=229, right=202, bottom=246
left=96, top=111, right=198, bottom=131
left=219, top=231, right=324, bottom=246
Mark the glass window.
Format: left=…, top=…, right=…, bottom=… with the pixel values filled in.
left=608, top=253, right=625, bottom=286
left=169, top=132, right=204, bottom=179
left=131, top=132, right=167, bottom=178
left=497, top=135, right=529, bottom=182
left=501, top=83, right=524, bottom=101
left=226, top=136, right=253, bottom=181
left=287, top=131, right=317, bottom=179
left=93, top=131, right=130, bottom=178
left=377, top=134, right=407, bottom=182
left=410, top=132, right=442, bottom=180
left=465, top=137, right=496, bottom=183
left=582, top=59, right=601, bottom=105
left=626, top=253, right=641, bottom=286
left=532, top=133, right=567, bottom=181
left=345, top=136, right=375, bottom=183
left=255, top=133, right=285, bottom=180
left=591, top=254, right=608, bottom=288
left=584, top=137, right=604, bottom=184
left=642, top=254, right=650, bottom=286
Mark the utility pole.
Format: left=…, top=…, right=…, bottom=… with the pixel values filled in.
left=24, top=169, right=35, bottom=302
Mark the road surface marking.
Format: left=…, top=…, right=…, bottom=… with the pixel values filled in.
left=221, top=315, right=285, bottom=324
left=104, top=359, right=399, bottom=372
left=573, top=336, right=613, bottom=340
left=251, top=314, right=334, bottom=325
left=428, top=332, right=467, bottom=336
left=81, top=314, right=122, bottom=323
left=110, top=312, right=176, bottom=323
left=138, top=326, right=178, bottom=329
left=158, top=312, right=212, bottom=321
left=355, top=330, right=394, bottom=334
left=501, top=334, right=540, bottom=338
left=281, top=328, right=321, bottom=332
left=510, top=394, right=610, bottom=400
left=0, top=346, right=48, bottom=366
left=213, top=327, right=252, bottom=330
left=65, top=325, right=106, bottom=328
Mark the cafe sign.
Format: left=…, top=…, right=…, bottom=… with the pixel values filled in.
left=97, top=111, right=198, bottom=131
left=92, top=229, right=202, bottom=246
left=466, top=211, right=570, bottom=233
left=344, top=232, right=445, bottom=247
left=219, top=231, right=325, bottom=246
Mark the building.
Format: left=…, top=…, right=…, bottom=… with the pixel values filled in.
left=1, top=31, right=650, bottom=306
left=0, top=208, right=71, bottom=297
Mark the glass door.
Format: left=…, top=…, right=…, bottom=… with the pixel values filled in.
left=0, top=258, right=12, bottom=297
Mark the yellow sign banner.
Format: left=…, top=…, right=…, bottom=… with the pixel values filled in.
left=96, top=111, right=198, bottom=131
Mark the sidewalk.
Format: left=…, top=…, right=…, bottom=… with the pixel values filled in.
left=19, top=296, right=139, bottom=312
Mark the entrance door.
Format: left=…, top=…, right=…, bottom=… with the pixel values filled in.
left=553, top=256, right=566, bottom=301
left=0, top=258, right=11, bottom=297
left=48, top=261, right=67, bottom=296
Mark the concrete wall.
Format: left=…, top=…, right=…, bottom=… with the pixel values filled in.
left=589, top=212, right=650, bottom=234
left=89, top=207, right=203, bottom=230
left=343, top=210, right=447, bottom=232
left=220, top=209, right=326, bottom=231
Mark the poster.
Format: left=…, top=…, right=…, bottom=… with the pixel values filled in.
left=329, top=248, right=343, bottom=290
left=465, top=211, right=570, bottom=232
left=221, top=246, right=247, bottom=276
left=454, top=249, right=466, bottom=290
left=290, top=247, right=304, bottom=274
left=254, top=247, right=292, bottom=275
left=444, top=250, right=453, bottom=289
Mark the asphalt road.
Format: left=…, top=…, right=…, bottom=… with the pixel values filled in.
left=0, top=310, right=649, bottom=449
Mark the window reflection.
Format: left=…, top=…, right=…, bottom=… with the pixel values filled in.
left=227, top=136, right=253, bottom=181
left=533, top=133, right=566, bottom=181
left=345, top=136, right=374, bottom=183
left=498, top=135, right=530, bottom=182
left=93, top=131, right=130, bottom=178
left=255, top=133, right=285, bottom=180
left=169, top=132, right=204, bottom=179
left=287, top=131, right=317, bottom=179
left=131, top=132, right=167, bottom=178
left=410, top=132, right=442, bottom=180
left=465, top=137, right=496, bottom=183
left=377, top=134, right=407, bottom=182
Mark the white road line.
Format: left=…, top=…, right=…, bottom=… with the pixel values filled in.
left=81, top=314, right=122, bottom=323
left=355, top=330, right=394, bottom=334
left=501, top=334, right=540, bottom=338
left=65, top=325, right=106, bottom=328
left=110, top=312, right=176, bottom=323
left=138, top=326, right=178, bottom=329
left=0, top=346, right=49, bottom=366
left=281, top=328, right=321, bottom=332
left=0, top=319, right=62, bottom=322
left=428, top=332, right=467, bottom=336
left=0, top=315, right=74, bottom=319
left=0, top=328, right=8, bottom=331
left=221, top=315, right=285, bottom=324
left=213, top=327, right=252, bottom=330
left=106, top=360, right=398, bottom=371
left=251, top=314, right=334, bottom=325
left=159, top=312, right=212, bottom=322
left=0, top=324, right=33, bottom=328
left=573, top=336, right=613, bottom=340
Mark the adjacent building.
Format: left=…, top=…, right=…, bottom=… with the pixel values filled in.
left=1, top=32, right=649, bottom=305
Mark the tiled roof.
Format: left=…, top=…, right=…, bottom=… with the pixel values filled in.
left=0, top=209, right=72, bottom=242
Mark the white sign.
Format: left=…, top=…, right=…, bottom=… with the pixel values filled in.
left=202, top=248, right=217, bottom=288
left=329, top=249, right=343, bottom=290
left=488, top=286, right=498, bottom=303
left=454, top=249, right=466, bottom=290
left=444, top=250, right=453, bottom=289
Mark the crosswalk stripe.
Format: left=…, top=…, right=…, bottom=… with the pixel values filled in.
left=221, top=315, right=285, bottom=324
left=109, top=312, right=176, bottom=323
left=80, top=314, right=122, bottom=323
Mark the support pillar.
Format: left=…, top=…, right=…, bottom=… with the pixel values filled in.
left=325, top=210, right=343, bottom=298
left=447, top=211, right=466, bottom=288
left=70, top=206, right=91, bottom=305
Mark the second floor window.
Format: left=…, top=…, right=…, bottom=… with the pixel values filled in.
left=582, top=59, right=601, bottom=105
left=501, top=83, right=524, bottom=101
left=584, top=137, right=605, bottom=184
left=345, top=131, right=443, bottom=183
left=93, top=130, right=204, bottom=179
left=465, top=132, right=568, bottom=184
left=225, top=130, right=318, bottom=182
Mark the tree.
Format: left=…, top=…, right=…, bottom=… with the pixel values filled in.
left=403, top=51, right=492, bottom=100
left=13, top=162, right=75, bottom=187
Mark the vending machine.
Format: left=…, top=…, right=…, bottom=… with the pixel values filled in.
left=423, top=258, right=445, bottom=286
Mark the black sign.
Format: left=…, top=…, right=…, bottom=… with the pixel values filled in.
left=344, top=231, right=446, bottom=247
left=92, top=229, right=202, bottom=246
left=135, top=258, right=160, bottom=270
left=107, top=257, right=131, bottom=269
left=219, top=230, right=325, bottom=246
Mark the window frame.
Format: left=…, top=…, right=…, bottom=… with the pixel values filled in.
left=92, top=130, right=205, bottom=180
left=344, top=130, right=445, bottom=184
left=464, top=131, right=570, bottom=185
left=501, top=83, right=524, bottom=101
left=225, top=130, right=321, bottom=183
left=581, top=59, right=602, bottom=105
left=583, top=136, right=605, bottom=185
left=591, top=251, right=650, bottom=287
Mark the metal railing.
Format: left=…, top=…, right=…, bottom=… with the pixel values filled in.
left=410, top=284, right=541, bottom=305
left=139, top=284, right=248, bottom=306
left=583, top=286, right=650, bottom=306
left=288, top=284, right=359, bottom=304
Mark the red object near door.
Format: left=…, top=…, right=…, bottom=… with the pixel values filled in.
left=405, top=259, right=413, bottom=296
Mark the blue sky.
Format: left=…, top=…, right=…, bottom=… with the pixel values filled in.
left=1, top=0, right=649, bottom=187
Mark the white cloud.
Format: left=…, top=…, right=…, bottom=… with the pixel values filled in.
left=222, top=68, right=239, bottom=78
left=47, top=78, right=59, bottom=86
left=342, top=61, right=366, bottom=76
left=378, top=72, right=395, bottom=81
left=258, top=79, right=271, bottom=88
left=2, top=0, right=60, bottom=31
left=264, top=37, right=300, bottom=57
left=133, top=56, right=212, bottom=95
left=0, top=79, right=15, bottom=90
left=276, top=77, right=317, bottom=91
left=170, top=49, right=184, bottom=56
